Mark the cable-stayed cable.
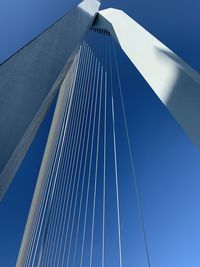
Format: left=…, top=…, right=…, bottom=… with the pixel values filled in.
left=40, top=43, right=90, bottom=267
left=72, top=53, right=99, bottom=267
left=111, top=39, right=151, bottom=267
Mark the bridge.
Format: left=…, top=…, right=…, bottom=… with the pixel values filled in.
left=0, top=0, right=200, bottom=266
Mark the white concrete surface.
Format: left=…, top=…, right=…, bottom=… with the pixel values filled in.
left=94, top=8, right=200, bottom=149
left=0, top=0, right=100, bottom=199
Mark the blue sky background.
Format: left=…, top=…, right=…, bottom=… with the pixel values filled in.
left=0, top=0, right=200, bottom=266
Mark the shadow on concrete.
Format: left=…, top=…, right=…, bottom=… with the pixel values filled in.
left=155, top=48, right=200, bottom=148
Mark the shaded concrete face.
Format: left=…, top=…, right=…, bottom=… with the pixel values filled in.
left=159, top=49, right=200, bottom=148
left=0, top=0, right=100, bottom=198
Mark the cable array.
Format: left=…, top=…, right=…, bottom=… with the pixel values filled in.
left=17, top=28, right=151, bottom=267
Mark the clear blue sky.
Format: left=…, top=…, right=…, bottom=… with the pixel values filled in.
left=0, top=0, right=200, bottom=266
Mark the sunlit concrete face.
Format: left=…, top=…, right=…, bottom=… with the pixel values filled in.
left=94, top=8, right=200, bottom=149
left=0, top=0, right=100, bottom=199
